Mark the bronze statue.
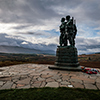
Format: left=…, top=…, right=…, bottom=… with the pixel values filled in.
left=59, top=15, right=77, bottom=47
left=59, top=17, right=67, bottom=46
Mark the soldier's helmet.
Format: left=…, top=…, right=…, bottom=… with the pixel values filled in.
left=66, top=15, right=70, bottom=20
left=61, top=17, right=65, bottom=22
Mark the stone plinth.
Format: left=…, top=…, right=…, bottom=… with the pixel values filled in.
left=55, top=46, right=79, bottom=67
left=49, top=46, right=81, bottom=71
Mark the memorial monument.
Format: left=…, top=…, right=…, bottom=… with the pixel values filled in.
left=49, top=15, right=81, bottom=70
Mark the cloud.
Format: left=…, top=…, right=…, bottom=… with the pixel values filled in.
left=76, top=37, right=100, bottom=54
left=0, top=33, right=57, bottom=51
left=0, top=0, right=100, bottom=54
left=0, top=33, right=100, bottom=55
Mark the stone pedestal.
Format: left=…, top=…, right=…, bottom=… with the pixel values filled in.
left=48, top=46, right=82, bottom=71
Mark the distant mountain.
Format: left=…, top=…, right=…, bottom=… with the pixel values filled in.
left=95, top=52, right=100, bottom=54
left=0, top=45, right=55, bottom=55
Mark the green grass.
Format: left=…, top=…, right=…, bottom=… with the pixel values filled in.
left=0, top=87, right=100, bottom=100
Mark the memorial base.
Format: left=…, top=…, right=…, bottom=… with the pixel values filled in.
left=48, top=46, right=82, bottom=71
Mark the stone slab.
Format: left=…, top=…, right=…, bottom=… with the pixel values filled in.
left=16, top=78, right=30, bottom=85
left=0, top=81, right=13, bottom=90
left=96, top=83, right=100, bottom=89
left=84, top=83, right=97, bottom=89
left=71, top=82, right=84, bottom=89
left=0, top=81, right=4, bottom=86
left=45, top=82, right=59, bottom=87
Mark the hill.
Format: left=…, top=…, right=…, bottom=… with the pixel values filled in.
left=0, top=45, right=55, bottom=55
left=78, top=53, right=100, bottom=68
left=0, top=52, right=100, bottom=68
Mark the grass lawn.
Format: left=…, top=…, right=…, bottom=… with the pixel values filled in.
left=0, top=87, right=100, bottom=100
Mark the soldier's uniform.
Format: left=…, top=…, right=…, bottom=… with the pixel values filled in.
left=65, top=16, right=77, bottom=46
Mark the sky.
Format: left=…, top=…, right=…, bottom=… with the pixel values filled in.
left=0, top=0, right=100, bottom=54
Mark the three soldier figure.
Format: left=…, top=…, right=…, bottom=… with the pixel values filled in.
left=59, top=15, right=77, bottom=47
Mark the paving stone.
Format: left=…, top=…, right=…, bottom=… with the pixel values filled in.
left=20, top=75, right=28, bottom=80
left=56, top=79, right=62, bottom=82
left=11, top=84, right=16, bottom=89
left=33, top=75, right=40, bottom=79
left=61, top=81, right=70, bottom=85
left=35, top=69, right=45, bottom=73
left=0, top=81, right=4, bottom=86
left=73, top=72, right=84, bottom=76
left=0, top=81, right=13, bottom=90
left=97, top=74, right=100, bottom=77
left=83, top=79, right=95, bottom=84
left=11, top=75, right=21, bottom=80
left=59, top=84, right=67, bottom=87
left=71, top=76, right=95, bottom=84
left=27, top=66, right=36, bottom=69
left=89, top=76, right=97, bottom=80
left=18, top=73, right=28, bottom=76
left=52, top=75, right=61, bottom=80
left=2, top=72, right=10, bottom=75
left=28, top=70, right=35, bottom=75
left=69, top=73, right=77, bottom=77
left=0, top=67, right=9, bottom=70
left=84, top=83, right=97, bottom=89
left=58, top=70, right=69, bottom=75
left=62, top=75, right=70, bottom=81
left=16, top=78, right=30, bottom=85
left=22, top=85, right=30, bottom=89
left=96, top=78, right=100, bottom=83
left=40, top=70, right=57, bottom=75
left=70, top=78, right=82, bottom=83
left=96, top=83, right=100, bottom=89
left=29, top=72, right=40, bottom=76
left=11, top=75, right=20, bottom=82
left=71, top=82, right=84, bottom=89
left=0, top=76, right=11, bottom=81
left=32, top=81, right=42, bottom=88
left=45, top=82, right=59, bottom=87
left=18, top=85, right=30, bottom=89
left=40, top=81, right=46, bottom=87
left=46, top=78, right=55, bottom=82
left=17, top=84, right=25, bottom=88
left=9, top=72, right=18, bottom=75
left=31, top=77, right=37, bottom=83
left=38, top=77, right=45, bottom=81
left=41, top=74, right=53, bottom=79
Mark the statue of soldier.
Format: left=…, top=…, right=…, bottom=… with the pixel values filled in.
left=59, top=17, right=67, bottom=46
left=65, top=15, right=77, bottom=46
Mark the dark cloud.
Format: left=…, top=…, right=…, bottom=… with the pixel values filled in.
left=0, top=33, right=100, bottom=54
left=0, top=0, right=100, bottom=27
left=0, top=33, right=57, bottom=51
left=0, top=0, right=58, bottom=24
left=76, top=37, right=100, bottom=54
left=21, top=32, right=47, bottom=36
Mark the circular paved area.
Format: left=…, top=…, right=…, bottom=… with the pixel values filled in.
left=0, top=64, right=100, bottom=90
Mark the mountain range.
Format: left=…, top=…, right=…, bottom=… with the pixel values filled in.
left=0, top=45, right=55, bottom=55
